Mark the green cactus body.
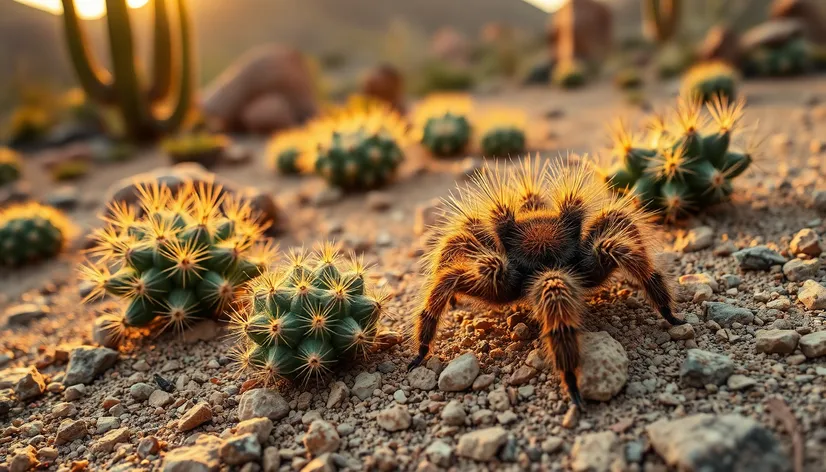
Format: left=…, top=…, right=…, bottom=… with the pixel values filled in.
left=552, top=61, right=587, bottom=89
left=0, top=203, right=70, bottom=267
left=421, top=114, right=472, bottom=157
left=314, top=129, right=404, bottom=191
left=275, top=148, right=301, bottom=174
left=480, top=127, right=526, bottom=157
left=0, top=148, right=22, bottom=186
left=236, top=245, right=384, bottom=385
left=81, top=183, right=272, bottom=334
left=681, top=62, right=738, bottom=104
left=161, top=133, right=227, bottom=168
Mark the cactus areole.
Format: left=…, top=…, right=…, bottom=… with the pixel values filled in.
left=60, top=0, right=193, bottom=141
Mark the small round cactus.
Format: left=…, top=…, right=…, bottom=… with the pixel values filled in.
left=302, top=99, right=408, bottom=191
left=614, top=67, right=643, bottom=90
left=0, top=203, right=72, bottom=267
left=266, top=129, right=305, bottom=175
left=0, top=147, right=22, bottom=186
left=80, top=181, right=275, bottom=337
left=161, top=133, right=229, bottom=168
left=478, top=110, right=527, bottom=158
left=231, top=243, right=386, bottom=385
left=681, top=61, right=738, bottom=103
left=553, top=60, right=586, bottom=89
left=601, top=96, right=752, bottom=221
left=9, top=106, right=51, bottom=147
left=415, top=94, right=473, bottom=157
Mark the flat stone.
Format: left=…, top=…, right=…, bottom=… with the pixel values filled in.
left=352, top=371, right=381, bottom=400
left=732, top=246, right=786, bottom=270
left=472, top=373, right=495, bottom=391
left=456, top=427, right=508, bottom=461
left=676, top=226, right=714, bottom=253
left=408, top=366, right=437, bottom=390
left=680, top=349, right=734, bottom=387
left=4, top=304, right=47, bottom=326
left=679, top=273, right=719, bottom=292
left=55, top=419, right=87, bottom=445
left=798, top=280, right=826, bottom=310
left=178, top=403, right=213, bottom=431
left=377, top=404, right=411, bottom=432
left=14, top=367, right=46, bottom=401
left=705, top=302, right=754, bottom=327
left=755, top=330, right=800, bottom=354
left=236, top=417, right=273, bottom=444
left=221, top=433, right=261, bottom=465
left=438, top=353, right=480, bottom=391
left=578, top=331, right=628, bottom=401
left=669, top=324, right=696, bottom=340
left=304, top=420, right=341, bottom=455
left=782, top=258, right=820, bottom=281
left=441, top=400, right=467, bottom=426
left=161, top=435, right=221, bottom=472
left=148, top=389, right=173, bottom=407
left=326, top=381, right=348, bottom=408
left=130, top=382, right=155, bottom=401
left=799, top=331, right=826, bottom=358
left=570, top=431, right=626, bottom=472
left=425, top=440, right=454, bottom=467
left=96, top=416, right=119, bottom=434
left=63, top=346, right=119, bottom=386
left=508, top=365, right=537, bottom=385
left=91, top=427, right=130, bottom=453
left=646, top=414, right=791, bottom=472
left=727, top=374, right=757, bottom=391
left=237, top=389, right=289, bottom=421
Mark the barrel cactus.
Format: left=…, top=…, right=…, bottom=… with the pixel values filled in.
left=0, top=147, right=22, bottom=186
left=0, top=203, right=72, bottom=267
left=553, top=60, right=587, bottom=89
left=745, top=38, right=811, bottom=77
left=231, top=243, right=386, bottom=385
left=415, top=94, right=473, bottom=157
left=478, top=111, right=527, bottom=158
left=681, top=61, right=738, bottom=103
left=80, top=181, right=274, bottom=336
left=302, top=100, right=408, bottom=191
left=266, top=129, right=305, bottom=175
left=601, top=96, right=752, bottom=221
left=161, top=132, right=229, bottom=168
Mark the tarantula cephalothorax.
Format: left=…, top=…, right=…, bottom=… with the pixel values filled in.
left=409, top=156, right=685, bottom=407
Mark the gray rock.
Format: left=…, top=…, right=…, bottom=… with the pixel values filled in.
left=162, top=435, right=222, bottom=472
left=732, top=246, right=786, bottom=270
left=130, top=382, right=155, bottom=401
left=4, top=304, right=47, bottom=326
left=680, top=349, right=734, bottom=387
left=221, top=433, right=261, bottom=465
left=96, top=416, right=119, bottom=434
left=55, top=419, right=87, bottom=445
left=799, top=331, right=826, bottom=358
left=578, top=331, right=628, bottom=401
left=782, top=258, right=820, bottom=281
left=91, top=427, right=130, bottom=453
left=377, top=404, right=411, bottom=432
left=798, top=280, right=826, bottom=310
left=441, top=400, right=467, bottom=426
left=263, top=446, right=281, bottom=472
left=352, top=371, right=381, bottom=400
left=425, top=440, right=454, bottom=467
left=148, top=389, right=173, bottom=407
left=676, top=226, right=714, bottom=253
left=727, top=375, right=757, bottom=391
left=63, top=346, right=119, bottom=386
left=705, top=302, right=754, bottom=327
left=326, top=381, right=348, bottom=408
left=646, top=414, right=791, bottom=472
left=755, top=330, right=800, bottom=354
left=236, top=417, right=273, bottom=444
left=14, top=368, right=46, bottom=401
left=669, top=324, right=696, bottom=340
left=301, top=453, right=336, bottom=472
left=570, top=431, right=626, bottom=472
left=408, top=366, right=437, bottom=390
left=178, top=403, right=213, bottom=431
left=438, top=353, right=480, bottom=391
left=237, top=388, right=289, bottom=421
left=63, top=384, right=86, bottom=401
left=303, top=420, right=341, bottom=455
left=456, top=427, right=508, bottom=461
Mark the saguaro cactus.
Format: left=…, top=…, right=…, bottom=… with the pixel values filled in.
left=60, top=0, right=193, bottom=141
left=642, top=0, right=681, bottom=43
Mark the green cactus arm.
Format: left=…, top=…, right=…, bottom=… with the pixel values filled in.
left=642, top=0, right=681, bottom=43
left=60, top=0, right=114, bottom=104
left=148, top=0, right=173, bottom=102
left=154, top=0, right=193, bottom=133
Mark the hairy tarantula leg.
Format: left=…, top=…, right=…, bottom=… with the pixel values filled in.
left=530, top=269, right=587, bottom=407
left=643, top=271, right=685, bottom=326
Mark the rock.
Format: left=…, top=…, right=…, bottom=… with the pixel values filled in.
left=578, top=331, right=628, bottom=401
left=4, top=303, right=47, bottom=326
left=766, top=297, right=791, bottom=311
left=799, top=331, right=826, bottom=358
left=570, top=431, right=626, bottom=472
left=366, top=191, right=393, bottom=211
left=138, top=436, right=161, bottom=458
left=55, top=419, right=87, bottom=445
left=240, top=93, right=296, bottom=134
left=352, top=371, right=381, bottom=400
left=669, top=324, right=696, bottom=340
left=202, top=45, right=317, bottom=132
left=472, top=373, right=496, bottom=391
left=408, top=366, right=437, bottom=390
left=63, top=346, right=119, bottom=386
left=782, top=258, right=820, bottom=281
left=301, top=453, right=335, bottom=472
left=441, top=400, right=467, bottom=426
left=646, top=414, right=791, bottom=472
left=302, top=420, right=341, bottom=456
left=813, top=190, right=826, bottom=212
left=705, top=302, right=754, bottom=327
left=237, top=389, right=290, bottom=421
left=149, top=389, right=174, bottom=407
left=9, top=446, right=37, bottom=472
left=676, top=226, right=714, bottom=252
left=377, top=404, right=411, bottom=431
left=425, top=440, right=454, bottom=467
left=756, top=330, right=801, bottom=354
left=221, top=433, right=262, bottom=465
left=14, top=367, right=46, bottom=401
left=548, top=0, right=613, bottom=64
left=236, top=417, right=273, bottom=444
left=741, top=19, right=805, bottom=51
left=438, top=353, right=480, bottom=391
left=178, top=403, right=213, bottom=431
left=797, top=280, right=826, bottom=310
left=263, top=446, right=281, bottom=472
left=727, top=374, right=757, bottom=391
left=732, top=246, right=786, bottom=270
left=182, top=320, right=220, bottom=344
left=679, top=273, right=719, bottom=292
left=96, top=416, right=119, bottom=433
left=680, top=349, right=734, bottom=387
left=161, top=435, right=222, bottom=472
left=790, top=228, right=821, bottom=256
left=360, top=64, right=406, bottom=113
left=92, top=427, right=130, bottom=453
left=91, top=315, right=122, bottom=349
left=456, top=427, right=508, bottom=461
left=771, top=0, right=826, bottom=44
left=368, top=446, right=398, bottom=471
left=326, top=381, right=348, bottom=408
left=698, top=24, right=741, bottom=64
left=130, top=382, right=155, bottom=401
left=52, top=402, right=77, bottom=417
left=63, top=384, right=86, bottom=401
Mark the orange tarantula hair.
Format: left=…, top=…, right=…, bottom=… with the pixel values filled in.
left=410, top=155, right=683, bottom=407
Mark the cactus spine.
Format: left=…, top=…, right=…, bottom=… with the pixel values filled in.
left=60, top=0, right=193, bottom=141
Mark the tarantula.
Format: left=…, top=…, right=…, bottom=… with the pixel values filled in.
left=409, top=156, right=684, bottom=407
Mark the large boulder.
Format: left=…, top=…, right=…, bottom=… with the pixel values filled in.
left=202, top=45, right=317, bottom=133
left=741, top=19, right=805, bottom=51
left=360, top=64, right=405, bottom=113
left=771, top=0, right=826, bottom=44
left=547, top=0, right=613, bottom=64
left=240, top=94, right=296, bottom=135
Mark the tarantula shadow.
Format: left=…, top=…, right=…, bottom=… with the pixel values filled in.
left=409, top=155, right=685, bottom=407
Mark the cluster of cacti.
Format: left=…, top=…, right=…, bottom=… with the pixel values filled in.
left=266, top=129, right=306, bottom=175
left=478, top=110, right=527, bottom=158
left=0, top=147, right=22, bottom=186
left=301, top=99, right=408, bottom=191
left=80, top=182, right=274, bottom=336
left=60, top=0, right=193, bottom=141
left=744, top=38, right=811, bottom=77
left=414, top=94, right=473, bottom=157
left=161, top=132, right=229, bottom=168
left=8, top=106, right=51, bottom=147
left=231, top=243, right=386, bottom=385
left=0, top=203, right=72, bottom=267
left=601, top=96, right=752, bottom=221
left=553, top=60, right=587, bottom=89
left=681, top=61, right=738, bottom=103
